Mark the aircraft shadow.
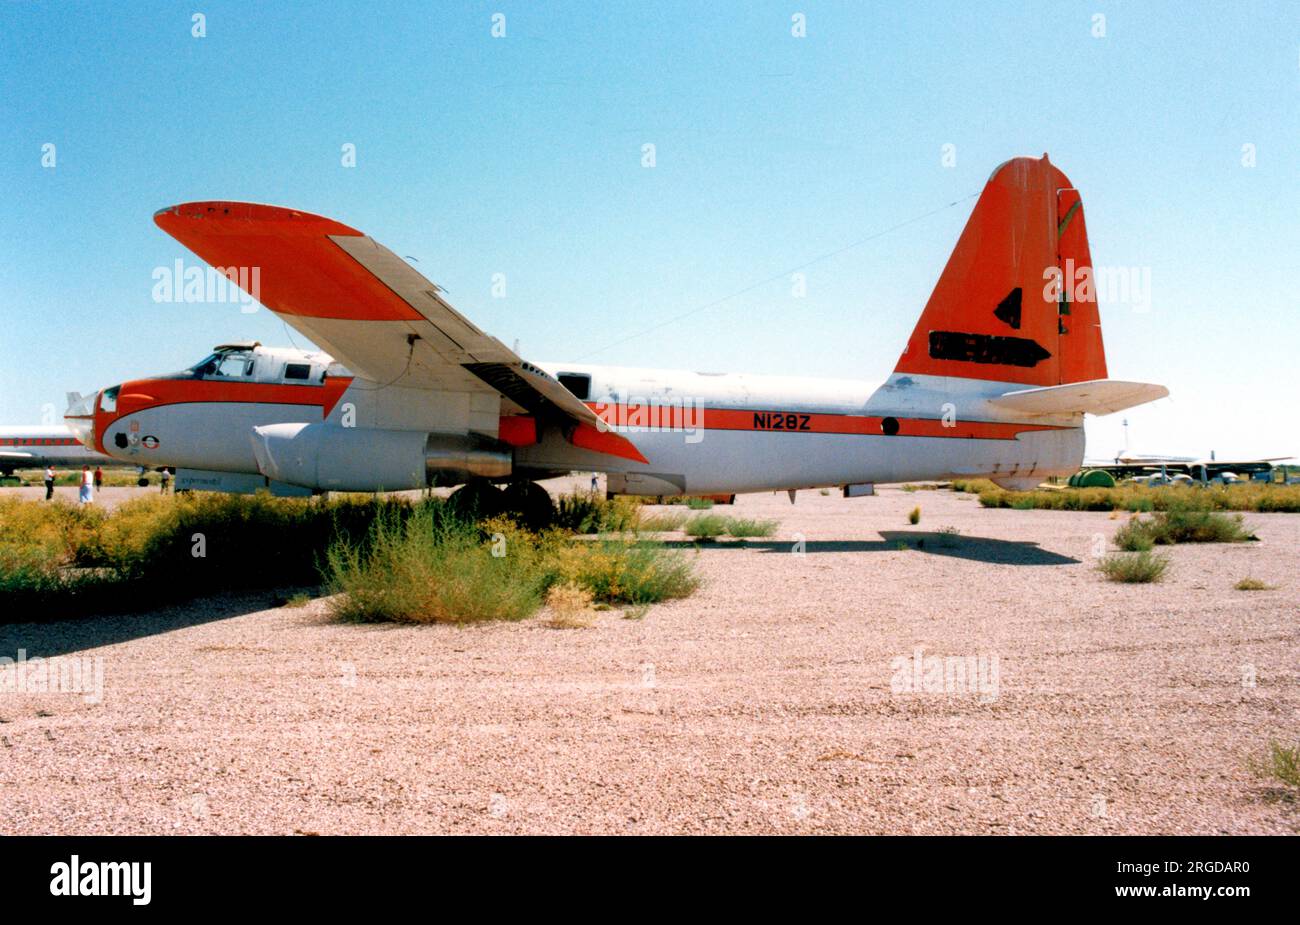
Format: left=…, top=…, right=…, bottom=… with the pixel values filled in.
left=0, top=591, right=293, bottom=659
left=662, top=531, right=1078, bottom=566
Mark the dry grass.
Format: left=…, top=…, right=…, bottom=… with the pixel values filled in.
left=684, top=513, right=729, bottom=539
left=553, top=492, right=640, bottom=534
left=0, top=492, right=400, bottom=620
left=1096, top=551, right=1170, bottom=583
left=637, top=510, right=689, bottom=532
left=326, top=509, right=548, bottom=624
left=1233, top=577, right=1274, bottom=591
left=1114, top=509, right=1254, bottom=549
left=548, top=537, right=699, bottom=605
left=724, top=517, right=778, bottom=538
left=958, top=479, right=1300, bottom=513
left=934, top=526, right=961, bottom=548
left=544, top=582, right=597, bottom=628
left=1249, top=741, right=1300, bottom=790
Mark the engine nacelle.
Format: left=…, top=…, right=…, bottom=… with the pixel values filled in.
left=250, top=423, right=511, bottom=492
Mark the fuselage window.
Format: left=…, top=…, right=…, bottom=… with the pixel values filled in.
left=284, top=363, right=311, bottom=381
left=558, top=373, right=592, bottom=401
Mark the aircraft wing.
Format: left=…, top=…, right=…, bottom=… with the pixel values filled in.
left=0, top=451, right=34, bottom=459
left=154, top=202, right=644, bottom=462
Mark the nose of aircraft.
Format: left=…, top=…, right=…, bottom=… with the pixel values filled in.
left=64, top=390, right=99, bottom=447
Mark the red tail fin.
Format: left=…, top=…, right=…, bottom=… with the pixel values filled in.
left=895, top=155, right=1108, bottom=387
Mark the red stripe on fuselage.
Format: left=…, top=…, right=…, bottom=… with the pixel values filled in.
left=93, top=376, right=354, bottom=454
left=586, top=403, right=1065, bottom=440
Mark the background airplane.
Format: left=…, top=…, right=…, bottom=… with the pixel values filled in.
left=66, top=155, right=1168, bottom=510
left=1085, top=452, right=1296, bottom=485
left=0, top=422, right=117, bottom=477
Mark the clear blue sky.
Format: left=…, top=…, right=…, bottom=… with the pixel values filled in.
left=2, top=1, right=1296, bottom=459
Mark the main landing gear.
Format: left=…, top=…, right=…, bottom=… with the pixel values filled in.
left=446, top=478, right=556, bottom=530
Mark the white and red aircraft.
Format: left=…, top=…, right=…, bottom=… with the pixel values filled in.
left=66, top=155, right=1167, bottom=508
left=0, top=423, right=116, bottom=476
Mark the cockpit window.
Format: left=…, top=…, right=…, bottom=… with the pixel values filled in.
left=215, top=354, right=254, bottom=377
left=189, top=353, right=220, bottom=377
left=284, top=363, right=311, bottom=381
left=188, top=351, right=255, bottom=379
left=99, top=385, right=120, bottom=413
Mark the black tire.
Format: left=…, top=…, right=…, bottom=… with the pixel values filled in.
left=446, top=478, right=507, bottom=521
left=501, top=481, right=555, bottom=531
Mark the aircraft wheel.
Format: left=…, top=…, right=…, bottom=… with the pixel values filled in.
left=501, top=481, right=555, bottom=532
left=446, top=478, right=506, bottom=521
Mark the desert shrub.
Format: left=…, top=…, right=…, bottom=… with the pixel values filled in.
left=1096, top=551, right=1169, bottom=583
left=544, top=581, right=597, bottom=628
left=1149, top=508, right=1253, bottom=544
left=1113, top=508, right=1254, bottom=548
left=325, top=507, right=548, bottom=624
left=1233, top=577, right=1273, bottom=591
left=957, top=480, right=1300, bottom=513
left=725, top=518, right=778, bottom=538
left=685, top=513, right=729, bottom=539
left=951, top=478, right=998, bottom=494
left=653, top=495, right=725, bottom=507
left=549, top=539, right=698, bottom=605
left=637, top=510, right=689, bottom=532
left=0, top=497, right=105, bottom=564
left=1112, top=517, right=1155, bottom=551
left=553, top=492, right=640, bottom=534
left=2, top=490, right=702, bottom=623
left=1249, top=741, right=1300, bottom=789
left=907, top=506, right=921, bottom=524
left=0, top=493, right=426, bottom=621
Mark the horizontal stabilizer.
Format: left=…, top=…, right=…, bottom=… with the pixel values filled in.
left=989, top=379, right=1168, bottom=416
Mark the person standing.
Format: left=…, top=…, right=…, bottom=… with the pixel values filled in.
left=44, top=465, right=55, bottom=501
left=93, top=466, right=104, bottom=491
left=160, top=468, right=172, bottom=494
left=78, top=465, right=93, bottom=504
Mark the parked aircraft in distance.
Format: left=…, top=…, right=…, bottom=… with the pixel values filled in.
left=66, top=154, right=1168, bottom=510
left=0, top=423, right=117, bottom=476
left=1089, top=453, right=1296, bottom=485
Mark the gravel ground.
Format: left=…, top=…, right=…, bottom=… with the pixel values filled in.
left=1, top=482, right=1297, bottom=834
